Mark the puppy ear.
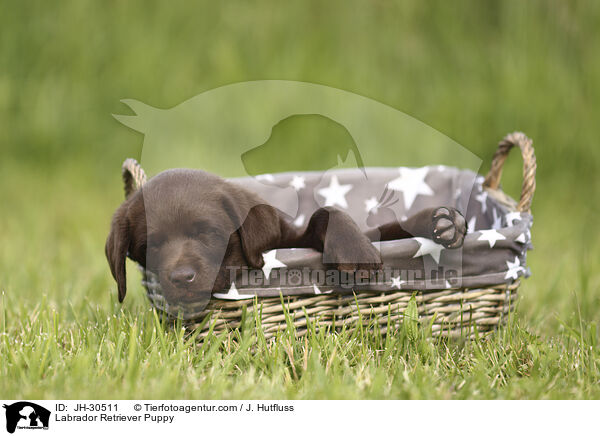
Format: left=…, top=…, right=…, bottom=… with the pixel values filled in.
left=105, top=203, right=131, bottom=303
left=237, top=204, right=282, bottom=269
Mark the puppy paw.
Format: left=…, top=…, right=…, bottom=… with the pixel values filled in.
left=431, top=207, right=467, bottom=249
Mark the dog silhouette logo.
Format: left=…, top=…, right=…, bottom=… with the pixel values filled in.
left=112, top=80, right=483, bottom=310
left=2, top=402, right=50, bottom=433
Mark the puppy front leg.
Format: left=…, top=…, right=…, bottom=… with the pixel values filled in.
left=290, top=207, right=382, bottom=272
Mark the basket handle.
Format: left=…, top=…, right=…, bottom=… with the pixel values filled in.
left=122, top=158, right=147, bottom=199
left=482, top=132, right=536, bottom=212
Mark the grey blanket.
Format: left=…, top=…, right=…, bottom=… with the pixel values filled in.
left=206, top=166, right=532, bottom=300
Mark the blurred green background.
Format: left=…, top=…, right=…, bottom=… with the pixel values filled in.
left=1, top=0, right=599, bottom=397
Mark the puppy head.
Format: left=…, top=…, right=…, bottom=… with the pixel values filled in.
left=105, top=169, right=281, bottom=305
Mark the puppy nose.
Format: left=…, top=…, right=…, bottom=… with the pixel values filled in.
left=169, top=267, right=197, bottom=287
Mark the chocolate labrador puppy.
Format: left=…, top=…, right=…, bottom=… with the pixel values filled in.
left=106, top=169, right=466, bottom=304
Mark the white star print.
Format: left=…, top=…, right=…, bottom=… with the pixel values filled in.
left=365, top=196, right=379, bottom=213
left=387, top=167, right=434, bottom=210
left=262, top=250, right=286, bottom=281
left=515, top=233, right=527, bottom=243
left=505, top=256, right=524, bottom=280
left=413, top=237, right=445, bottom=263
left=467, top=216, right=477, bottom=234
left=475, top=191, right=488, bottom=213
left=289, top=175, right=305, bottom=191
left=477, top=229, right=506, bottom=248
left=317, top=175, right=353, bottom=209
left=313, top=283, right=332, bottom=295
left=293, top=214, right=305, bottom=227
left=492, top=208, right=503, bottom=230
left=505, top=212, right=522, bottom=226
left=212, top=282, right=253, bottom=300
left=391, top=276, right=405, bottom=289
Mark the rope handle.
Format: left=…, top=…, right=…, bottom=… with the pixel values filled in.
left=483, top=132, right=536, bottom=212
left=122, top=158, right=147, bottom=199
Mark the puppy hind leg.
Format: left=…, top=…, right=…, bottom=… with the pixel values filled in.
left=370, top=207, right=467, bottom=249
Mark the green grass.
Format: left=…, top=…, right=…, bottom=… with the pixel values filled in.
left=1, top=280, right=599, bottom=399
left=1, top=0, right=600, bottom=399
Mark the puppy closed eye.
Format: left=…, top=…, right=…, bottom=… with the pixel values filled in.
left=147, top=234, right=165, bottom=252
left=190, top=222, right=225, bottom=241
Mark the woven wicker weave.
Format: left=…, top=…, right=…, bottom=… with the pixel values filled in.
left=123, top=132, right=536, bottom=339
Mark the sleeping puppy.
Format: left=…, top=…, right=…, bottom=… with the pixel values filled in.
left=105, top=169, right=466, bottom=305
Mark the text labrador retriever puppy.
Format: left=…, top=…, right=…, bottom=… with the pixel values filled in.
left=106, top=169, right=466, bottom=305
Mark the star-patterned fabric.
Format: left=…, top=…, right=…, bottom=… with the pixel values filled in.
left=143, top=166, right=533, bottom=314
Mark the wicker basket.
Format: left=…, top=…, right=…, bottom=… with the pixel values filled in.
left=123, top=132, right=536, bottom=339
